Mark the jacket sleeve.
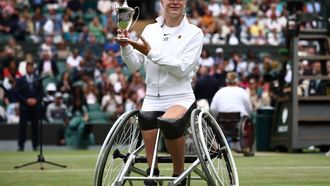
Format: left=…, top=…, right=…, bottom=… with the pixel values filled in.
left=147, top=30, right=203, bottom=78
left=120, top=44, right=145, bottom=72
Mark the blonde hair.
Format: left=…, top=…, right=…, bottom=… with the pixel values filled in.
left=226, top=72, right=238, bottom=84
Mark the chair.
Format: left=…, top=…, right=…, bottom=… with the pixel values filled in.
left=87, top=103, right=101, bottom=112
left=88, top=111, right=109, bottom=125
left=216, top=112, right=255, bottom=156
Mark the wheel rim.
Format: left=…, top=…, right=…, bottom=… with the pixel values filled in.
left=98, top=112, right=142, bottom=186
left=192, top=109, right=239, bottom=186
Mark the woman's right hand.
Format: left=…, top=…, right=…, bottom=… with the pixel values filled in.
left=115, top=29, right=129, bottom=47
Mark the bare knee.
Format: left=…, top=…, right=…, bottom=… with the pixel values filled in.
left=162, top=105, right=187, bottom=119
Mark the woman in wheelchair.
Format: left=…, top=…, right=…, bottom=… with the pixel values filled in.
left=115, top=0, right=203, bottom=185
left=210, top=72, right=254, bottom=155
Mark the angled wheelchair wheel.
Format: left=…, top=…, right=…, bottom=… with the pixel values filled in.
left=191, top=109, right=239, bottom=186
left=239, top=117, right=255, bottom=157
left=94, top=110, right=142, bottom=186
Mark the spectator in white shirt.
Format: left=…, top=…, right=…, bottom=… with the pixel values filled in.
left=210, top=72, right=252, bottom=117
left=200, top=49, right=214, bottom=67
left=66, top=49, right=83, bottom=70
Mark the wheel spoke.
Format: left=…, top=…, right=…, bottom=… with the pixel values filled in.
left=94, top=110, right=142, bottom=186
left=191, top=109, right=239, bottom=186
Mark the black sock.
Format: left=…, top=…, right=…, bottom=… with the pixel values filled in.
left=144, top=168, right=160, bottom=186
left=172, top=174, right=186, bottom=186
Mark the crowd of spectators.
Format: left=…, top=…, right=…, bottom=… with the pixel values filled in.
left=0, top=0, right=328, bottom=147
left=0, top=0, right=324, bottom=45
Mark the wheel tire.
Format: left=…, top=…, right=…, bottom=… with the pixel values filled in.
left=94, top=110, right=142, bottom=186
left=191, top=109, right=239, bottom=186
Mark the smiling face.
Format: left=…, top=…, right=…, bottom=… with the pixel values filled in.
left=161, top=0, right=186, bottom=19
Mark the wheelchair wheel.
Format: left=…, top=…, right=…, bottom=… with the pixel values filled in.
left=94, top=110, right=142, bottom=186
left=239, top=117, right=255, bottom=157
left=191, top=109, right=239, bottom=186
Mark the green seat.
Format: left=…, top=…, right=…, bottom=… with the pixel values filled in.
left=88, top=111, right=109, bottom=125
left=87, top=103, right=101, bottom=112
left=57, top=61, right=67, bottom=74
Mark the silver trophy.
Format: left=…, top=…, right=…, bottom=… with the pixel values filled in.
left=115, top=0, right=140, bottom=41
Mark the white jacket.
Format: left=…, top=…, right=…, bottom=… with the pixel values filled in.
left=121, top=15, right=203, bottom=97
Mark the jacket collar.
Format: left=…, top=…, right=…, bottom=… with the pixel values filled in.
left=155, top=14, right=188, bottom=29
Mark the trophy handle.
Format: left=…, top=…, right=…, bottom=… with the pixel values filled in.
left=128, top=6, right=140, bottom=31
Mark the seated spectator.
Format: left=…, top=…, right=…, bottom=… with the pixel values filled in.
left=64, top=26, right=80, bottom=44
left=5, top=102, right=19, bottom=124
left=46, top=92, right=70, bottom=124
left=200, top=49, right=214, bottom=67
left=37, top=52, right=59, bottom=77
left=88, top=17, right=105, bottom=43
left=18, top=54, right=34, bottom=76
left=0, top=10, right=12, bottom=37
left=56, top=41, right=71, bottom=60
left=101, top=82, right=122, bottom=117
left=124, top=90, right=138, bottom=112
left=57, top=71, right=73, bottom=100
left=83, top=80, right=99, bottom=105
left=66, top=49, right=83, bottom=70
left=4, top=37, right=24, bottom=60
left=31, top=7, right=45, bottom=42
left=102, top=48, right=119, bottom=70
left=70, top=96, right=89, bottom=121
left=308, top=61, right=327, bottom=96
left=246, top=78, right=268, bottom=112
left=38, top=36, right=57, bottom=58
left=3, top=79, right=19, bottom=124
left=3, top=60, right=22, bottom=90
left=109, top=103, right=125, bottom=123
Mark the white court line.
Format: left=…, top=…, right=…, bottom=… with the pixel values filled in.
left=0, top=166, right=330, bottom=174
left=238, top=166, right=330, bottom=170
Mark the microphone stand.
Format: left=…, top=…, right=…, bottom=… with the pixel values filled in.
left=13, top=75, right=67, bottom=169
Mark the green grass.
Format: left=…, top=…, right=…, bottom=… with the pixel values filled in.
left=0, top=150, right=329, bottom=186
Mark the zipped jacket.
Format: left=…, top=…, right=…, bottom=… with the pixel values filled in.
left=121, top=15, right=204, bottom=97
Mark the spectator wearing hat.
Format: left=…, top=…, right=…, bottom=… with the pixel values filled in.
left=214, top=47, right=224, bottom=65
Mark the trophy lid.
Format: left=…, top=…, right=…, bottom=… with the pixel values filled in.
left=117, top=0, right=134, bottom=12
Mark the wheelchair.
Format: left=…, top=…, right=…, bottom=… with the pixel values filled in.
left=94, top=108, right=239, bottom=186
left=216, top=112, right=255, bottom=157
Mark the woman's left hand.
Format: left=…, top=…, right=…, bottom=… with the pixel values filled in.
left=126, top=35, right=151, bottom=56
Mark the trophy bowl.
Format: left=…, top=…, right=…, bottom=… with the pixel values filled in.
left=115, top=0, right=140, bottom=41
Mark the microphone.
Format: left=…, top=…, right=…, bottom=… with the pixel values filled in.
left=36, top=74, right=51, bottom=82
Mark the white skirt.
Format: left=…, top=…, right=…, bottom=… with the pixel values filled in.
left=141, top=93, right=195, bottom=112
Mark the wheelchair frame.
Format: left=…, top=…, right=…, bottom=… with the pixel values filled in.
left=94, top=109, right=239, bottom=186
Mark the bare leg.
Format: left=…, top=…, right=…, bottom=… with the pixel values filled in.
left=165, top=136, right=185, bottom=175
left=141, top=129, right=158, bottom=168
left=162, top=105, right=187, bottom=175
